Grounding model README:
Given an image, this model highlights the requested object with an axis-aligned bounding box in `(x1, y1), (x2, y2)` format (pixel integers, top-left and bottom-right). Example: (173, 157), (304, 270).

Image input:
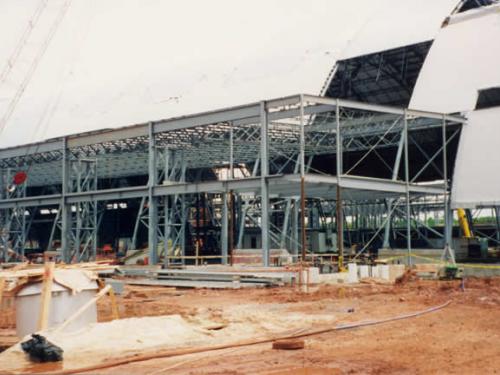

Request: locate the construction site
(0, 0), (499, 374)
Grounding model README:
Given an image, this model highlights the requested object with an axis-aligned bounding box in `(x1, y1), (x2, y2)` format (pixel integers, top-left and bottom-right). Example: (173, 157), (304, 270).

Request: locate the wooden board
(37, 262), (55, 331)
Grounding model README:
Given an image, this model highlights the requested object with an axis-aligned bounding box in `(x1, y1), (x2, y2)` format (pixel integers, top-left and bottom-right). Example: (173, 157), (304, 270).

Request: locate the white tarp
(410, 4), (500, 113)
(451, 107), (500, 208)
(0, 0), (459, 148)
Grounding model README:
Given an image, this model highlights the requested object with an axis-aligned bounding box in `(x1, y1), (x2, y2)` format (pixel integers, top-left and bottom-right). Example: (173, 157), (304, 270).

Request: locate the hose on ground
(13, 300), (453, 375)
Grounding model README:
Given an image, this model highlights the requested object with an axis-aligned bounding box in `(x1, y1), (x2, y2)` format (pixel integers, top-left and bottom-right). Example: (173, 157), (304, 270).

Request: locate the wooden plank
(108, 287), (120, 320)
(37, 262), (55, 331)
(0, 269), (45, 279)
(0, 264), (115, 279)
(96, 278), (119, 319)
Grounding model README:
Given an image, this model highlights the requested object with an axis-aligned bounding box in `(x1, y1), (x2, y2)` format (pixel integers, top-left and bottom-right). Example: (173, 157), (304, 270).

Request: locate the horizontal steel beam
(0, 172), (445, 209)
(0, 194), (61, 209)
(0, 140), (63, 160)
(302, 94), (467, 123)
(284, 174), (444, 195)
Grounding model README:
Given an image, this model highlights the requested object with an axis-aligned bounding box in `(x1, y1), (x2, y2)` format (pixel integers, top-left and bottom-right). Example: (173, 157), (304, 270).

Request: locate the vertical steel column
(292, 200), (298, 256)
(229, 121), (234, 180)
(221, 122), (233, 265)
(148, 122), (158, 264)
(163, 197), (171, 268)
(221, 193), (228, 264)
(260, 101), (270, 267)
(61, 137), (71, 263)
(403, 110), (412, 266)
(336, 100), (344, 269)
(74, 161), (82, 259)
(180, 151), (187, 265)
(442, 115), (455, 264)
(299, 95), (307, 261)
(92, 160), (98, 260)
(163, 148), (171, 268)
(494, 207), (500, 245)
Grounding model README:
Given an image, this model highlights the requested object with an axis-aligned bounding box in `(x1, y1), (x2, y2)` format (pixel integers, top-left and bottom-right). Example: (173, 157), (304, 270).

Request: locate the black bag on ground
(21, 334), (63, 362)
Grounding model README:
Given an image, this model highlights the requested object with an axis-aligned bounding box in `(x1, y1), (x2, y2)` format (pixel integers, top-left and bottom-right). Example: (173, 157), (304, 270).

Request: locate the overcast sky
(0, 0), (458, 148)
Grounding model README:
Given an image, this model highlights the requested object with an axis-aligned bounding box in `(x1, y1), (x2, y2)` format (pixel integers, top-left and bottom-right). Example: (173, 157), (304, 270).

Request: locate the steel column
(336, 100), (344, 269)
(260, 102), (270, 267)
(221, 193), (228, 264)
(442, 115), (455, 263)
(404, 110), (412, 266)
(61, 138), (71, 263)
(148, 123), (159, 264)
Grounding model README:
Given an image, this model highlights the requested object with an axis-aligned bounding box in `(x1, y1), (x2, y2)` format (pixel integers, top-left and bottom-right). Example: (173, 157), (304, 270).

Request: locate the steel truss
(0, 94), (466, 265)
(0, 169), (26, 261)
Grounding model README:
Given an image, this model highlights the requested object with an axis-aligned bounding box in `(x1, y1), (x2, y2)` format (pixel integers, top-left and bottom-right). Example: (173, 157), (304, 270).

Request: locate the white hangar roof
(0, 0), (458, 148)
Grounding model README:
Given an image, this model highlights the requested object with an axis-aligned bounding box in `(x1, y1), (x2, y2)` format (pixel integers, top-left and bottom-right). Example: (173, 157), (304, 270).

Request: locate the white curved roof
(340, 0), (458, 59)
(451, 107), (500, 209)
(410, 4), (500, 113)
(408, 4), (500, 208)
(0, 0), (458, 148)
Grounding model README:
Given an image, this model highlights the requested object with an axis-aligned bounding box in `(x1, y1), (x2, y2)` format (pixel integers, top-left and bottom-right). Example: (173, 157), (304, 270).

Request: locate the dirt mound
(395, 269), (419, 285)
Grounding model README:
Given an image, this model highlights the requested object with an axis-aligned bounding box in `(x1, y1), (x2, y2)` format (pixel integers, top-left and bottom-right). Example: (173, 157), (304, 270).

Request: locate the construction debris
(20, 334), (63, 363)
(272, 339), (305, 350)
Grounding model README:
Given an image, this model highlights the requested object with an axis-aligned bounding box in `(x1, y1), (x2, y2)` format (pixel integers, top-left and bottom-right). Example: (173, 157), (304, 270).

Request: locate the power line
(0, 0), (72, 137)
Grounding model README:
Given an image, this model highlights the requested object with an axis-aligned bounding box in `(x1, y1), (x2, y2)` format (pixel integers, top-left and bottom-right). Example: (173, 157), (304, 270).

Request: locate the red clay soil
(89, 277), (500, 375)
(2, 277), (499, 374)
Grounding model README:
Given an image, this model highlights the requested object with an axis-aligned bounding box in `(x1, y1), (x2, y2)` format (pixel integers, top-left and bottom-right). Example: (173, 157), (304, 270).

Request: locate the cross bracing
(0, 94), (465, 264)
(1, 115), (457, 187)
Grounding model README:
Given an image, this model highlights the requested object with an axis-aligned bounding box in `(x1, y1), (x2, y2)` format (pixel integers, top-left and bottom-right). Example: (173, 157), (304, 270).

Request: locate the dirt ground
(1, 277), (499, 374)
(91, 277), (500, 375)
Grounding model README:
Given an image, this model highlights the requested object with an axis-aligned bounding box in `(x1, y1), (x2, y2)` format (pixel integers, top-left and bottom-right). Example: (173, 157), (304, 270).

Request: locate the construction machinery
(457, 208), (488, 259)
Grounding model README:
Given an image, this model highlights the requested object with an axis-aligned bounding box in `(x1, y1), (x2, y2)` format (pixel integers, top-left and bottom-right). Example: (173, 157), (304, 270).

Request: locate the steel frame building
(0, 94), (465, 265)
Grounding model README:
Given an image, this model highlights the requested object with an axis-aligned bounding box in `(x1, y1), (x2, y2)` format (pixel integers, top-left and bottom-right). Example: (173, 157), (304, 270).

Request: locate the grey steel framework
(0, 94), (465, 265)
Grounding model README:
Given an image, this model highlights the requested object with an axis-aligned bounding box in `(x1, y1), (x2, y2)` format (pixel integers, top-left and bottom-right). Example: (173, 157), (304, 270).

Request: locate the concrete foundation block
(318, 272), (349, 285)
(307, 267), (320, 284)
(359, 265), (369, 279)
(348, 263), (358, 283)
(380, 265), (390, 280)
